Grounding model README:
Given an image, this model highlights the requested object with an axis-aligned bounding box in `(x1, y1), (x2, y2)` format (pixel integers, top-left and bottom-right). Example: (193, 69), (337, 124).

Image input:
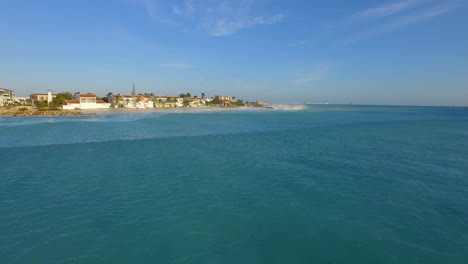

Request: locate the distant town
(0, 85), (267, 116)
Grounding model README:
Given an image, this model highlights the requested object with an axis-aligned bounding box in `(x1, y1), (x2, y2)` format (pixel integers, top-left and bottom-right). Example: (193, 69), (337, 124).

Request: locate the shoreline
(0, 106), (272, 117)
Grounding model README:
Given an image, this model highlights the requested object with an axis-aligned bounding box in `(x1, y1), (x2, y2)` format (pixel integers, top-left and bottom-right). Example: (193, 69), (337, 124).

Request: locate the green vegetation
(179, 93), (192, 98)
(235, 99), (244, 106)
(52, 92), (73, 106)
(210, 97), (221, 105)
(36, 101), (49, 110)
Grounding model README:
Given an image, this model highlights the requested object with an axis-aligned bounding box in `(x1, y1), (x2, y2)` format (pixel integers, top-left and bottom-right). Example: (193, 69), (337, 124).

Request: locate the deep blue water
(1, 105), (468, 263)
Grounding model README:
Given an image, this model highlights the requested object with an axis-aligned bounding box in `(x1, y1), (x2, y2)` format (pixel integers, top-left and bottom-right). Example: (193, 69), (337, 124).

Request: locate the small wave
(0, 112), (167, 127)
(270, 104), (309, 111)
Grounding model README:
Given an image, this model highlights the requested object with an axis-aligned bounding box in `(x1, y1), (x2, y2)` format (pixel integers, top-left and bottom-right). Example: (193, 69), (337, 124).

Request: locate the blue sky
(0, 0), (467, 105)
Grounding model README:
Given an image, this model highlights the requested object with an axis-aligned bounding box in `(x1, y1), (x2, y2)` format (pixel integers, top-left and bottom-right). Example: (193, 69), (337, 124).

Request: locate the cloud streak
(133, 0), (285, 36)
(292, 67), (330, 84)
(321, 0), (462, 45)
(344, 2), (460, 44)
(288, 39), (312, 48)
(208, 14), (285, 36)
(356, 0), (422, 19)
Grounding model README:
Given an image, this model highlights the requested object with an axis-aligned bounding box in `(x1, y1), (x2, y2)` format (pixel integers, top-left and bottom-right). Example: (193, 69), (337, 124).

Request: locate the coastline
(0, 105), (272, 117)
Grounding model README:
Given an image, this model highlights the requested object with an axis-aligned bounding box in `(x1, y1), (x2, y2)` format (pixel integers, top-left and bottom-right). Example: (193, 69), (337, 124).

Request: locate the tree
(156, 99), (163, 107)
(135, 97), (142, 108)
(115, 95), (122, 108)
(201, 92), (205, 99)
(235, 99), (244, 106)
(52, 92), (73, 106)
(36, 101), (48, 109)
(186, 93), (191, 98)
(179, 93), (186, 98)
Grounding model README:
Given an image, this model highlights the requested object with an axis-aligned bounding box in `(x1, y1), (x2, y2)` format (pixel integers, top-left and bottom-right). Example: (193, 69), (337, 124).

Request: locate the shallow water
(1, 105), (468, 263)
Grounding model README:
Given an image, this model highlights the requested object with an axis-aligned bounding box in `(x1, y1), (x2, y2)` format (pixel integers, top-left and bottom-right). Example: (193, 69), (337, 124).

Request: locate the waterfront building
(62, 93), (110, 109)
(108, 95), (154, 108)
(109, 95), (184, 108)
(13, 96), (30, 105)
(188, 98), (206, 107)
(214, 95), (232, 107)
(0, 88), (14, 107)
(30, 90), (57, 106)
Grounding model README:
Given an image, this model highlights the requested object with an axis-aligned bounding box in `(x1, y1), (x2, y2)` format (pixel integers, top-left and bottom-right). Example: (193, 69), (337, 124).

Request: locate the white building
(13, 97), (30, 105)
(153, 96), (184, 108)
(0, 88), (14, 107)
(63, 93), (110, 110)
(109, 95), (155, 108)
(109, 95), (186, 108)
(188, 98), (206, 107)
(30, 90), (57, 106)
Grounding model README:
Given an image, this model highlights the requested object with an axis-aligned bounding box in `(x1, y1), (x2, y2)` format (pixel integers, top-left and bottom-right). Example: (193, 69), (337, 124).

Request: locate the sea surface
(1, 105), (468, 263)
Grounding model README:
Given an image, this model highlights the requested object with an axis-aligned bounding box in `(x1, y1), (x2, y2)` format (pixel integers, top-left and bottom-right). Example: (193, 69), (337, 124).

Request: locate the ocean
(1, 105), (467, 263)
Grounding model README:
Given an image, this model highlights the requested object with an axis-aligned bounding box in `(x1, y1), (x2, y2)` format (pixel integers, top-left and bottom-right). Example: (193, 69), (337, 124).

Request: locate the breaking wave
(270, 104), (309, 111)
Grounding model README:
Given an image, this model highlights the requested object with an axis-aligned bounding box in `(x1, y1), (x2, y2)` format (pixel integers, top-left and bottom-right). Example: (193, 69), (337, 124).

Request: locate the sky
(0, 0), (467, 106)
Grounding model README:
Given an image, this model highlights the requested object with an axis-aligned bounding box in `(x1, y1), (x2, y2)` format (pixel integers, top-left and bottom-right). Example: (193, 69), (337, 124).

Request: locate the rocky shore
(0, 106), (95, 117)
(1, 105), (272, 117)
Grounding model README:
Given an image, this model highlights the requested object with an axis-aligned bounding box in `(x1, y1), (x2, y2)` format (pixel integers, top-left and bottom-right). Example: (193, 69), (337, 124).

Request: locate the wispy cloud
(133, 0), (285, 36)
(153, 62), (191, 69)
(325, 0), (462, 45)
(134, 0), (178, 25)
(344, 2), (460, 44)
(172, 0), (194, 16)
(292, 67), (330, 84)
(208, 14), (285, 36)
(324, 0), (424, 30)
(356, 0), (422, 19)
(288, 39), (312, 48)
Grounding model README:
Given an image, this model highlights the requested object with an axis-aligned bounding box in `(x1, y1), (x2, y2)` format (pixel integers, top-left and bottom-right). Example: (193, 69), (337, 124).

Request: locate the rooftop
(76, 93), (96, 98)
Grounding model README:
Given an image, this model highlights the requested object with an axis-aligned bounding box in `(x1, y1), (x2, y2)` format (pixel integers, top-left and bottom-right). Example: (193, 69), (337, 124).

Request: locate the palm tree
(201, 92), (205, 99)
(157, 99), (164, 108)
(135, 97), (142, 108)
(112, 95), (120, 108)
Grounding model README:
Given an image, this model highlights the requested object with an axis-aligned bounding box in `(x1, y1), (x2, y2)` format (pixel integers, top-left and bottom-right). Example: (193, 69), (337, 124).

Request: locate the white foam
(270, 104), (309, 111)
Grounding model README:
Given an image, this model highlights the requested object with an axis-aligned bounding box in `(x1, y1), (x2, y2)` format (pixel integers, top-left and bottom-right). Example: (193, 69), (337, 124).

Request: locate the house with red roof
(63, 93), (110, 110)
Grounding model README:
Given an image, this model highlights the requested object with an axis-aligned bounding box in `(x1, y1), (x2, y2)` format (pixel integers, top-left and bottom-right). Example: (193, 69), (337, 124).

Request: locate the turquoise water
(1, 105), (468, 263)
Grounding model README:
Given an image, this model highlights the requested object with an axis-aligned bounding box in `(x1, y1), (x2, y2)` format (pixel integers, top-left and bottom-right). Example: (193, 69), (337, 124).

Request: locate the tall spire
(131, 83), (136, 95)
